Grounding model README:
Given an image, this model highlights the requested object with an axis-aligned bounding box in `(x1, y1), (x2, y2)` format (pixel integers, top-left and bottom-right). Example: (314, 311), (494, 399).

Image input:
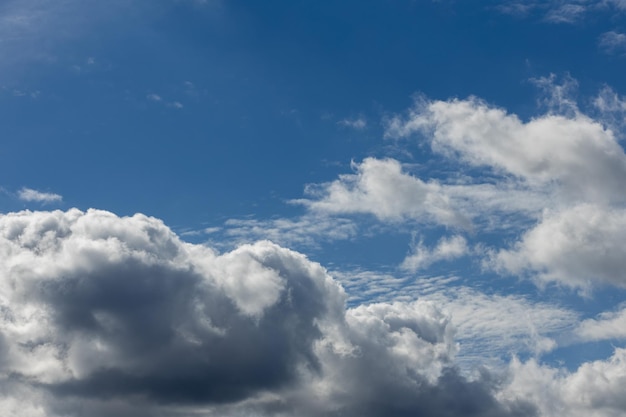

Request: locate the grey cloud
(0, 208), (534, 416)
(0, 209), (341, 408)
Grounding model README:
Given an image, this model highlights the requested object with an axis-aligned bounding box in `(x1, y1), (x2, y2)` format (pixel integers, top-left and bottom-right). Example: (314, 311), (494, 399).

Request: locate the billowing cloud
(0, 209), (343, 406)
(0, 208), (533, 416)
(17, 187), (62, 203)
(493, 204), (626, 290)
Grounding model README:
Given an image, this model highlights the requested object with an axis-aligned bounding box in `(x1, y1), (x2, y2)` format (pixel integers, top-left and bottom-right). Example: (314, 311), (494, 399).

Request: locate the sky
(2, 0), (626, 416)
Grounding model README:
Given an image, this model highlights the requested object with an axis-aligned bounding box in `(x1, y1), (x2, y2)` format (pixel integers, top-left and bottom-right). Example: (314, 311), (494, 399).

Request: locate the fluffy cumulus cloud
(493, 204), (626, 290)
(574, 305), (626, 342)
(500, 349), (626, 417)
(295, 157), (471, 228)
(0, 208), (535, 416)
(385, 96), (626, 204)
(377, 90), (626, 293)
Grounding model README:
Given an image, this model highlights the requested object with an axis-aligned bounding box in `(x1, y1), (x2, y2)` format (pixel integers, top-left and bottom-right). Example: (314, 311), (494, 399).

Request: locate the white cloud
(575, 306), (626, 342)
(295, 157), (471, 228)
(495, 1), (626, 23)
(594, 86), (626, 132)
(401, 235), (469, 272)
(544, 4), (586, 23)
(299, 158), (549, 233)
(494, 204), (626, 291)
(530, 73), (579, 116)
(599, 31), (626, 55)
(385, 95), (626, 205)
(17, 187), (62, 203)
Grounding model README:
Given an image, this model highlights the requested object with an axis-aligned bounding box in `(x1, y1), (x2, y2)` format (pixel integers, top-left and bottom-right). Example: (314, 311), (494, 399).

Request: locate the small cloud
(18, 187), (62, 203)
(544, 4), (586, 23)
(147, 93), (184, 109)
(496, 3), (535, 17)
(530, 72), (579, 115)
(401, 235), (469, 272)
(180, 226), (221, 237)
(599, 31), (626, 55)
(338, 116), (367, 130)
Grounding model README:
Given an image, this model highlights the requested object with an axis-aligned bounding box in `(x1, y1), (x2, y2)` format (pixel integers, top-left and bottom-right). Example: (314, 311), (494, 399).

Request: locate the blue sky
(2, 1), (626, 416)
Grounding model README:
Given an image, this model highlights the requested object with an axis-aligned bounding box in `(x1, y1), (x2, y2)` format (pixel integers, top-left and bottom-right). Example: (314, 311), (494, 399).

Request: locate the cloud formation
(599, 31), (626, 55)
(501, 349), (626, 417)
(496, 1), (626, 23)
(0, 208), (534, 416)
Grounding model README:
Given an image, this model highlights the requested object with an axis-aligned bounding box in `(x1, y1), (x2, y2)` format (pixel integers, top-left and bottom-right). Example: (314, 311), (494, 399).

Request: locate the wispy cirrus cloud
(496, 0), (626, 23)
(599, 30), (626, 55)
(332, 269), (578, 366)
(219, 214), (358, 249)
